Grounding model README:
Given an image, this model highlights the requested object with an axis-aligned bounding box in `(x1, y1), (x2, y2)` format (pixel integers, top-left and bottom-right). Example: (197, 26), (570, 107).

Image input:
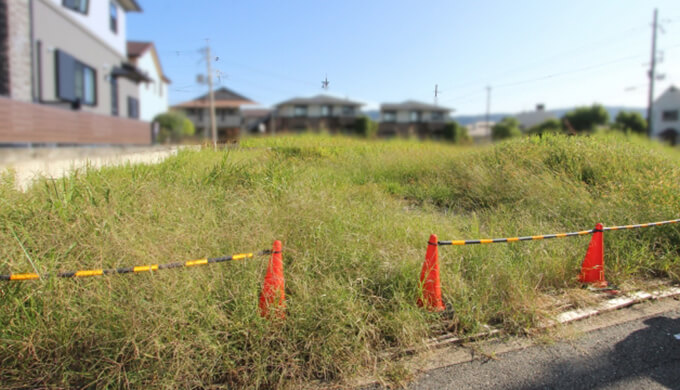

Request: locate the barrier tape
(0, 250), (271, 282)
(603, 218), (680, 231)
(438, 218), (680, 246)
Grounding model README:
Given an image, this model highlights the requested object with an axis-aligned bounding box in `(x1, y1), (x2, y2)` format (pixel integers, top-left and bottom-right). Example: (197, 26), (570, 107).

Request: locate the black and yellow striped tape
(602, 218), (680, 231)
(438, 218), (680, 246)
(0, 250), (270, 282)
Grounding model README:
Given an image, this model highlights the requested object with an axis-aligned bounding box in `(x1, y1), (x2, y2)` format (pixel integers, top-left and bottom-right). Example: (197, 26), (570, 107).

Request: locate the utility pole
(434, 84), (439, 105)
(205, 40), (217, 150)
(485, 86), (492, 130)
(646, 8), (658, 137)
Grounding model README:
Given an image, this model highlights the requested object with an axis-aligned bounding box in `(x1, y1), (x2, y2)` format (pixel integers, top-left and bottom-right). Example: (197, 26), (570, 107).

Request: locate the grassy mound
(1, 133), (678, 387)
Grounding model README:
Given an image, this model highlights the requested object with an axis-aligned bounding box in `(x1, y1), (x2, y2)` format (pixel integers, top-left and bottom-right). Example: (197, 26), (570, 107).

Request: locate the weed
(0, 133), (678, 387)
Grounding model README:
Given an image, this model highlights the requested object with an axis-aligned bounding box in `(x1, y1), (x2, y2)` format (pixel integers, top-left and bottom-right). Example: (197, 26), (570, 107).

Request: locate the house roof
(118, 0), (142, 12)
(658, 85), (679, 98)
(127, 41), (171, 84)
(127, 41), (152, 57)
(380, 100), (452, 112)
(111, 62), (152, 83)
(276, 94), (363, 107)
(172, 87), (256, 109)
(242, 109), (273, 118)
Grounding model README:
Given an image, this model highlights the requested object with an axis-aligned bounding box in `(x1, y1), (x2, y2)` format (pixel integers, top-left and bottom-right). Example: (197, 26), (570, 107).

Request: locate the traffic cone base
(579, 223), (608, 288)
(259, 240), (286, 319)
(418, 234), (445, 312)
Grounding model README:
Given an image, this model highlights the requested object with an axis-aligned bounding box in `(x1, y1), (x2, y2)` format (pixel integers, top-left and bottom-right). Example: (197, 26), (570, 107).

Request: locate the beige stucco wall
(44, 0), (128, 57)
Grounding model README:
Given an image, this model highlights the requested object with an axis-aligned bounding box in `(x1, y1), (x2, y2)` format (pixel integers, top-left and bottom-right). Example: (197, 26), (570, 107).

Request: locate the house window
(294, 105), (307, 117)
(197, 109), (204, 122)
(410, 111), (421, 122)
(110, 2), (118, 33)
(431, 111), (444, 121)
(342, 105), (354, 116)
(662, 110), (679, 122)
(56, 50), (96, 106)
(383, 111), (396, 122)
(62, 0), (88, 14)
(110, 77), (118, 116)
(127, 97), (139, 119)
(321, 105), (332, 116)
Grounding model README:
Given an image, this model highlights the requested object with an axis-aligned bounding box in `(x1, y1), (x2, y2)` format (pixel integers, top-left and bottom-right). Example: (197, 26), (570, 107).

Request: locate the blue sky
(127, 0), (680, 115)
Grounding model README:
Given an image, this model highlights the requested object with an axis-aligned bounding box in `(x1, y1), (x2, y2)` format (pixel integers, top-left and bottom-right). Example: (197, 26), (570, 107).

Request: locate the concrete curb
(421, 286), (680, 351)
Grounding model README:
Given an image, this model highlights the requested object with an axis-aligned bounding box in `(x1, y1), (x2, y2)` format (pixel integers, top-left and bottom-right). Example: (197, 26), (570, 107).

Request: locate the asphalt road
(406, 303), (680, 389)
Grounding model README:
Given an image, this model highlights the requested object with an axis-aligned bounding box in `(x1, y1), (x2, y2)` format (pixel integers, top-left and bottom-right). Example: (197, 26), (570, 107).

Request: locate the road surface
(405, 298), (680, 389)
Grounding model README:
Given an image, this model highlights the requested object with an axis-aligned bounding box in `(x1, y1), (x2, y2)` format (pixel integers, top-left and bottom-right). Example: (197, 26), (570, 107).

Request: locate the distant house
(378, 100), (452, 138)
(514, 104), (557, 131)
(242, 108), (273, 134)
(466, 121), (494, 141)
(273, 94), (363, 133)
(127, 41), (171, 121)
(651, 86), (680, 146)
(172, 87), (256, 141)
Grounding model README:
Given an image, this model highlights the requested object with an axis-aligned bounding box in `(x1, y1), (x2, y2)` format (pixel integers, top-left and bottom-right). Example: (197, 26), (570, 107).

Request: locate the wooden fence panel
(0, 97), (151, 145)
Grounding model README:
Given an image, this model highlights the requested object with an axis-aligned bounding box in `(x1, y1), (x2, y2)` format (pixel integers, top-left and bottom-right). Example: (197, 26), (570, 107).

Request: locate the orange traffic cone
(417, 234), (445, 312)
(579, 223), (608, 287)
(259, 240), (286, 319)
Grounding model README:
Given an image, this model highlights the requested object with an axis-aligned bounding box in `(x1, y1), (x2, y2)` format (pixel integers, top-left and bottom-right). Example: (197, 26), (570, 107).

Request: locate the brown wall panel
(0, 96), (151, 144)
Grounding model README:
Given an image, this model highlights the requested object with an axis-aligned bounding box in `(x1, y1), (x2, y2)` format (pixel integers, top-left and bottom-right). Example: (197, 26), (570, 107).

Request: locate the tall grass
(0, 133), (678, 388)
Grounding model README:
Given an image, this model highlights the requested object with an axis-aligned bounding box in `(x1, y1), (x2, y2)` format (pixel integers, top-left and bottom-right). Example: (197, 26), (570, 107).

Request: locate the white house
(651, 86), (679, 146)
(466, 121), (494, 140)
(127, 41), (170, 121)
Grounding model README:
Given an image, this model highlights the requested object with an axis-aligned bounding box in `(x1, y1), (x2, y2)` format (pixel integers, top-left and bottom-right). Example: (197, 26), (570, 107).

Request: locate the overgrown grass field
(1, 134), (679, 388)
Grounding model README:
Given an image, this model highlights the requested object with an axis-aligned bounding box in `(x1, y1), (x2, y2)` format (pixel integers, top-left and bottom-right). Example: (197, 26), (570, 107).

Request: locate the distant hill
(454, 106), (646, 126)
(361, 107), (646, 125)
(363, 110), (380, 121)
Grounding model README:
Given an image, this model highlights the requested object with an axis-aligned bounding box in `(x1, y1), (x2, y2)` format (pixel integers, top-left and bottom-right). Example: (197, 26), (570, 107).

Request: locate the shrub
(527, 118), (563, 136)
(562, 104), (609, 133)
(442, 121), (471, 144)
(153, 111), (196, 143)
(354, 116), (379, 138)
(614, 111), (647, 135)
(492, 117), (522, 140)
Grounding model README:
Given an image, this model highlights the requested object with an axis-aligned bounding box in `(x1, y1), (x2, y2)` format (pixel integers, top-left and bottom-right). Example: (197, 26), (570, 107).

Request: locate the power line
(442, 23), (650, 93)
(205, 59), (318, 88)
(437, 45), (680, 105)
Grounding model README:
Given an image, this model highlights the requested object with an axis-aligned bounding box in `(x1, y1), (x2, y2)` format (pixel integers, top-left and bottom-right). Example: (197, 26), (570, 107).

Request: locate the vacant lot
(1, 134), (679, 388)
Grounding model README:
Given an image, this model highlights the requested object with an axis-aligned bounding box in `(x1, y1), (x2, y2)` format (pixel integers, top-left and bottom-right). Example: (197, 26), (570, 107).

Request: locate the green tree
(613, 111), (647, 135)
(527, 118), (563, 136)
(153, 111), (196, 143)
(441, 121), (471, 144)
(561, 104), (609, 133)
(353, 116), (378, 138)
(492, 117), (522, 141)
